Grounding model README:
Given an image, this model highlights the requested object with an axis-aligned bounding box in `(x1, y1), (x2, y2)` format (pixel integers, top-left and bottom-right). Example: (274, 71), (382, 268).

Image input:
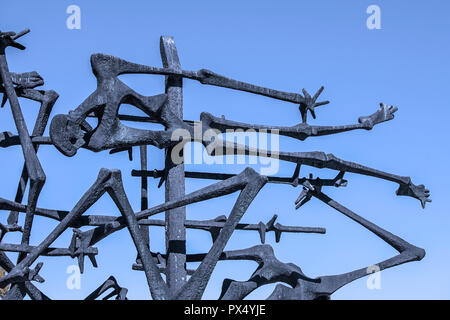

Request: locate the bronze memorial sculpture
(0, 29), (430, 300)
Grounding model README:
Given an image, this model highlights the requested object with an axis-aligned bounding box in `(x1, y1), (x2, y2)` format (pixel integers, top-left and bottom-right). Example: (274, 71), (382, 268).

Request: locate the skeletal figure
(218, 183), (425, 300)
(200, 102), (398, 141)
(49, 52), (430, 208)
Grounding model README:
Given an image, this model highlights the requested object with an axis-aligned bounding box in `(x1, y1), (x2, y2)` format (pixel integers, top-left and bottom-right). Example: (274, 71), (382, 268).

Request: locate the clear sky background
(0, 0), (449, 299)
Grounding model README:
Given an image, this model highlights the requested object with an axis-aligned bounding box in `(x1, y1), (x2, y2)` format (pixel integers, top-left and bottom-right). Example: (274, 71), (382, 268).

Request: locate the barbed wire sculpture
(0, 29), (431, 300)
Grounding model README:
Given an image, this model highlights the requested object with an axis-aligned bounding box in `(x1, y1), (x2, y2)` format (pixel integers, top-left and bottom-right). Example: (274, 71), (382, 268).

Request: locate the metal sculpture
(0, 29), (430, 300)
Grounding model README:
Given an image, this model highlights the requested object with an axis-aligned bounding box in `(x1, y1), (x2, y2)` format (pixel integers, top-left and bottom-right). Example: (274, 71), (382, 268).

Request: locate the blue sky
(0, 0), (449, 299)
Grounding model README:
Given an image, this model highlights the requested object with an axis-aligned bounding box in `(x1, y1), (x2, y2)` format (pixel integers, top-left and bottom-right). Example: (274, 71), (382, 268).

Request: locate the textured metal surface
(0, 29), (431, 300)
(160, 36), (187, 293)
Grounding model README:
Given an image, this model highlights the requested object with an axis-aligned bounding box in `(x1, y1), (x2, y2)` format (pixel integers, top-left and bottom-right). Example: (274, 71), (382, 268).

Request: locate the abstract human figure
(49, 52), (429, 208)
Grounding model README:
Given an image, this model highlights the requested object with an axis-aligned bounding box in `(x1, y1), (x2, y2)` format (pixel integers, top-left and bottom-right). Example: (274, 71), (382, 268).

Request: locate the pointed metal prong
(274, 229), (282, 243)
(157, 170), (167, 188)
(11, 29), (30, 40)
(295, 194), (312, 210)
(78, 254), (85, 274)
(1, 93), (7, 108)
(266, 214), (277, 230)
(69, 229), (79, 257)
(295, 181), (315, 210)
(109, 147), (133, 162)
(302, 88), (311, 99)
(292, 163), (301, 180)
(88, 254), (98, 268)
(257, 221), (266, 244)
(312, 86), (324, 101)
(314, 100), (329, 107)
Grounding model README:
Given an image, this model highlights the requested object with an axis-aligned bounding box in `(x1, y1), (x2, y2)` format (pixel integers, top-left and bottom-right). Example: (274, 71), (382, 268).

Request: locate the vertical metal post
(160, 36), (187, 294)
(139, 145), (149, 245)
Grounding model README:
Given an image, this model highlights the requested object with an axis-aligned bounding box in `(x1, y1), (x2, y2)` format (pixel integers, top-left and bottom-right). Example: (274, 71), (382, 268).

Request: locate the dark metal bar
(160, 36), (187, 292)
(139, 145), (150, 248)
(138, 215), (326, 244)
(132, 169), (347, 188)
(0, 44), (46, 267)
(0, 243), (97, 257)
